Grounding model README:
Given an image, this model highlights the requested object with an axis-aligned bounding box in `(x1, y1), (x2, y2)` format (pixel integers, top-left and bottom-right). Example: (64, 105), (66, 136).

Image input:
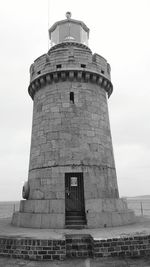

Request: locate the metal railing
(127, 199), (150, 216)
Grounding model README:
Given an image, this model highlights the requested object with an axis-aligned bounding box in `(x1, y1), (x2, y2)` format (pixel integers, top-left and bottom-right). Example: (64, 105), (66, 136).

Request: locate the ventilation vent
(81, 64), (86, 68)
(56, 64), (62, 69)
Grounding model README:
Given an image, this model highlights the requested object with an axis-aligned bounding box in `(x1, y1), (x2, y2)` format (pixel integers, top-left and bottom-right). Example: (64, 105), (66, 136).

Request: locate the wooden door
(65, 173), (85, 212)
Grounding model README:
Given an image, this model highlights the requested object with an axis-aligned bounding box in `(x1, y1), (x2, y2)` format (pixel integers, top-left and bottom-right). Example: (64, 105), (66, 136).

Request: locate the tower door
(65, 173), (85, 212)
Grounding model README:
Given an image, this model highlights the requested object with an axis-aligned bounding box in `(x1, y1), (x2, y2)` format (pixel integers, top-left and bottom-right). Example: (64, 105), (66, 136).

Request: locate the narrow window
(56, 64), (62, 69)
(81, 64), (86, 68)
(37, 71), (41, 75)
(70, 92), (74, 103)
(101, 70), (105, 74)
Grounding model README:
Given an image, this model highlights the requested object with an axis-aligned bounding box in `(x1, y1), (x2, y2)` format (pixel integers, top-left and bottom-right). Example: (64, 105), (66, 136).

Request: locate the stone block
(23, 213), (42, 228)
(86, 211), (111, 228)
(84, 187), (99, 200)
(85, 199), (103, 213)
(45, 191), (56, 199)
(32, 189), (44, 199)
(62, 103), (70, 108)
(86, 209), (135, 228)
(34, 200), (50, 213)
(41, 213), (65, 228)
(111, 211), (135, 226)
(50, 199), (65, 213)
(85, 198), (130, 214)
(20, 200), (35, 213)
(56, 191), (65, 199)
(12, 212), (42, 228)
(29, 177), (40, 187)
(102, 199), (117, 212)
(12, 211), (65, 228)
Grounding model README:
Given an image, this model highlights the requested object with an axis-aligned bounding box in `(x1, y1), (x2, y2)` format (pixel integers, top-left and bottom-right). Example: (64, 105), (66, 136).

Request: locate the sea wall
(0, 234), (150, 260)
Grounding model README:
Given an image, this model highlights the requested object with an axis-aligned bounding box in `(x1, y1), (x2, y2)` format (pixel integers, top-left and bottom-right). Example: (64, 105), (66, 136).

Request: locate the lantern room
(49, 12), (89, 46)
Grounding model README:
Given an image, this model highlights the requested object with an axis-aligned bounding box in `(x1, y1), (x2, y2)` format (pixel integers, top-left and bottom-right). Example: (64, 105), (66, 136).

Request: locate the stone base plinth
(11, 199), (65, 228)
(11, 198), (135, 229)
(85, 198), (135, 228)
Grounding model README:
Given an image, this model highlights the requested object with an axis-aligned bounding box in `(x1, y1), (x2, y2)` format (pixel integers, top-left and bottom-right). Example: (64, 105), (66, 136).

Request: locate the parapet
(28, 42), (113, 99)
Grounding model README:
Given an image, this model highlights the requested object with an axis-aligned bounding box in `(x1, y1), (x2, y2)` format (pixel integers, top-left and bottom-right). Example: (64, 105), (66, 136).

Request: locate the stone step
(66, 218), (86, 223)
(66, 224), (87, 229)
(66, 220), (86, 225)
(66, 215), (85, 221)
(66, 211), (87, 227)
(66, 211), (85, 216)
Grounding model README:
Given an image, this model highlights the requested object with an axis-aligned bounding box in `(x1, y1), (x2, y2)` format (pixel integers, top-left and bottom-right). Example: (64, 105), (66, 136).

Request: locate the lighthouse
(12, 13), (135, 228)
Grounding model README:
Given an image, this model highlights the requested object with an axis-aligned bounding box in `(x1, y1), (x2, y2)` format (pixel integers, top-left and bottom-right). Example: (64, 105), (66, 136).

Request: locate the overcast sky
(0, 0), (150, 200)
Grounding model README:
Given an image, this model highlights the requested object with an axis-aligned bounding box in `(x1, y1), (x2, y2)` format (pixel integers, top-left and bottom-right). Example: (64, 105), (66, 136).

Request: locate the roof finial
(66, 11), (72, 19)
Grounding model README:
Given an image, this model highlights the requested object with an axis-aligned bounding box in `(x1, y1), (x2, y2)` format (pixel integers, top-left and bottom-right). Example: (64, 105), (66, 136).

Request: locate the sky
(0, 0), (150, 200)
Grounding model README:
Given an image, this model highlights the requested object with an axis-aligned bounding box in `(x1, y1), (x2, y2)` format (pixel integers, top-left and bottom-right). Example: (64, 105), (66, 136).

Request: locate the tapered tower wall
(12, 19), (135, 229)
(28, 80), (118, 196)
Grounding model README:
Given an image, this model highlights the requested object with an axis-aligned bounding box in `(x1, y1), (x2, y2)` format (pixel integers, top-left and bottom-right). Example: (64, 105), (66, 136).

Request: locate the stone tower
(12, 13), (135, 228)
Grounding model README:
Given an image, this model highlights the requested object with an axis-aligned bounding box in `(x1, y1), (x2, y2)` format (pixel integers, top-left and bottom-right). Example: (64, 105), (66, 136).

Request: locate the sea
(0, 198), (150, 218)
(0, 201), (19, 219)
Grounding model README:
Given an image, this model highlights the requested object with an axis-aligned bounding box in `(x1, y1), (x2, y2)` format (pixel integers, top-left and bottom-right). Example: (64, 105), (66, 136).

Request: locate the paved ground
(1, 257), (150, 267)
(1, 216), (150, 240)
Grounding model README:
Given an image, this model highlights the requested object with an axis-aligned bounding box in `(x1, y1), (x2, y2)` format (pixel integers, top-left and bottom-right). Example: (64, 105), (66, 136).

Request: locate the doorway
(65, 172), (85, 214)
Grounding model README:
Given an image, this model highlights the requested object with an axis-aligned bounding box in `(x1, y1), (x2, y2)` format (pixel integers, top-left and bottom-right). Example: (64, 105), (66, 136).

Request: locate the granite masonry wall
(1, 234), (150, 261)
(28, 80), (118, 198)
(12, 42), (135, 228)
